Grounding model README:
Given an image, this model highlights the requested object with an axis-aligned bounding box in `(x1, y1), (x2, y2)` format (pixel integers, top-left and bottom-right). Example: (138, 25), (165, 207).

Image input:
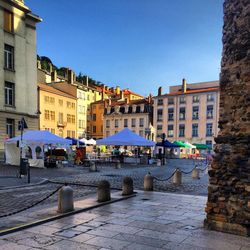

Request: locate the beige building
(153, 79), (220, 148)
(0, 0), (41, 150)
(103, 97), (155, 140)
(38, 83), (77, 138)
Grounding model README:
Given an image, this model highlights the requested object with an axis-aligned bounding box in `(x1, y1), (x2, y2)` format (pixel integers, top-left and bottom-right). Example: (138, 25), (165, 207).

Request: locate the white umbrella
(87, 138), (96, 145)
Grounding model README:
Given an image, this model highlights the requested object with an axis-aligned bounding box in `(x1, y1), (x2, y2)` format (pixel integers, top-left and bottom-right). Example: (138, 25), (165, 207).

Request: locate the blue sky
(27, 0), (224, 96)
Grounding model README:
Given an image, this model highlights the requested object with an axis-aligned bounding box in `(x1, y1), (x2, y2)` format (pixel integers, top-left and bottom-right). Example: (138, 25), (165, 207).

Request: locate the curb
(0, 178), (49, 190)
(0, 193), (136, 237)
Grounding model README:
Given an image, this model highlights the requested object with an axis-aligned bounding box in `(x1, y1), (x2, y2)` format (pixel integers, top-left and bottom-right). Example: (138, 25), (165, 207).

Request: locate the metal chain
(153, 169), (178, 182)
(0, 185), (63, 218)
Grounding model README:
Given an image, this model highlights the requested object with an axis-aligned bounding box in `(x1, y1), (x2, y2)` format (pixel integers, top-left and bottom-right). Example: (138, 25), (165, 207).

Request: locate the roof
(109, 98), (151, 107)
(123, 89), (144, 98)
(96, 128), (155, 146)
(38, 83), (76, 99)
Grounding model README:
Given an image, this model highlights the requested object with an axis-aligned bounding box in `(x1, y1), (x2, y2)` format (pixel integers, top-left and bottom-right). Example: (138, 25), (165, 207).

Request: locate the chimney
(37, 60), (41, 69)
(67, 69), (75, 84)
(51, 70), (57, 82)
(86, 76), (89, 87)
(120, 90), (124, 100)
(48, 63), (53, 73)
(182, 78), (187, 93)
(158, 87), (162, 96)
(116, 86), (120, 95)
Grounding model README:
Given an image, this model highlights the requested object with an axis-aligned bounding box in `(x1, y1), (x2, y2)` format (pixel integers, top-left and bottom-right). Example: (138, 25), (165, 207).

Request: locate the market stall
(96, 128), (155, 164)
(5, 130), (71, 168)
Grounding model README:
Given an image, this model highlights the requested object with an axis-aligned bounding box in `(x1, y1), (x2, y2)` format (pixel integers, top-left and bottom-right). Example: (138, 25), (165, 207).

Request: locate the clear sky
(26, 0), (224, 96)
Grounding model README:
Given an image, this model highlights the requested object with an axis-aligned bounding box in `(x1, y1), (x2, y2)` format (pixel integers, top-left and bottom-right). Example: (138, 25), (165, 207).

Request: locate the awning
(173, 141), (192, 148)
(156, 140), (180, 148)
(65, 137), (85, 146)
(193, 143), (210, 150)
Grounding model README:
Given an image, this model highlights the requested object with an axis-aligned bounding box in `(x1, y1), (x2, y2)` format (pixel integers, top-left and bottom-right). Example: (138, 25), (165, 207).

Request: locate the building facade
(103, 97), (155, 141)
(38, 83), (77, 138)
(153, 79), (220, 148)
(0, 0), (41, 150)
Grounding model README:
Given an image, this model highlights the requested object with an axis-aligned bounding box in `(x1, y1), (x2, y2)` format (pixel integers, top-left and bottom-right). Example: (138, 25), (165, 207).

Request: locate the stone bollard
(115, 160), (121, 169)
(144, 172), (153, 191)
(57, 185), (74, 213)
(157, 159), (161, 166)
(192, 166), (200, 179)
(97, 180), (111, 202)
(122, 176), (134, 195)
(89, 161), (97, 172)
(173, 169), (182, 185)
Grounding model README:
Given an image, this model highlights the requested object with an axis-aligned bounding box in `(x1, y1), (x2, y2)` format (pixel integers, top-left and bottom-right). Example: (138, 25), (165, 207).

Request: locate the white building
(0, 0), (41, 150)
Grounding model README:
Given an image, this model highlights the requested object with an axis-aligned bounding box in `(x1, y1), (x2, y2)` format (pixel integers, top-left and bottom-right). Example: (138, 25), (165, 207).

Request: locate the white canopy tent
(79, 138), (96, 145)
(5, 130), (71, 167)
(96, 128), (155, 146)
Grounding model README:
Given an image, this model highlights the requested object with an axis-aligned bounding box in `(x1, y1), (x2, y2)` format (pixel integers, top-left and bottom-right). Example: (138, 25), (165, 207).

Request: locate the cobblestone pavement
(0, 159), (208, 221)
(0, 191), (249, 250)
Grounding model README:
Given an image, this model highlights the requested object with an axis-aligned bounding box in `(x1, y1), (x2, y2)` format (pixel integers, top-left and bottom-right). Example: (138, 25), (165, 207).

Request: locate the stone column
(204, 0), (250, 236)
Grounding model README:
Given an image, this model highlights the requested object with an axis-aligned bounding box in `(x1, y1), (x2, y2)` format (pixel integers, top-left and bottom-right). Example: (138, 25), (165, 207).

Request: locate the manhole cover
(141, 198), (150, 201)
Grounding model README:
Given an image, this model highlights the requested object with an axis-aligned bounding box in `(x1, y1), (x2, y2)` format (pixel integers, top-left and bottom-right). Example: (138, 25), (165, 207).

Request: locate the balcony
(57, 121), (67, 127)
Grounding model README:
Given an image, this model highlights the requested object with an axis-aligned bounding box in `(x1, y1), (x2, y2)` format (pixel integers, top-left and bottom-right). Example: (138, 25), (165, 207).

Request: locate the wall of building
(0, 0), (40, 150)
(39, 89), (77, 138)
(154, 82), (220, 147)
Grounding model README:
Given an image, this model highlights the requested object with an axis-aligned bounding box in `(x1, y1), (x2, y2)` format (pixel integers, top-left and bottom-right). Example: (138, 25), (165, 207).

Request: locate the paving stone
(24, 225), (60, 236)
(82, 220), (106, 228)
(100, 223), (142, 234)
(85, 236), (131, 249)
(69, 233), (96, 243)
(114, 232), (169, 248)
(87, 228), (120, 237)
(71, 225), (93, 233)
(0, 241), (31, 250)
(123, 242), (163, 250)
(45, 239), (99, 250)
(53, 229), (83, 238)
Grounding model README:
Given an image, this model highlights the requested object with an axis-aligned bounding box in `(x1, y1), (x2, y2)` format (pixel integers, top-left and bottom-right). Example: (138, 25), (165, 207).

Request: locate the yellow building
(38, 83), (77, 138)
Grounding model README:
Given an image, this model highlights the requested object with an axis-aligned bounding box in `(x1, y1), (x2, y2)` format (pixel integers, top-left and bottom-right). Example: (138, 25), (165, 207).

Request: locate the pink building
(153, 79), (220, 149)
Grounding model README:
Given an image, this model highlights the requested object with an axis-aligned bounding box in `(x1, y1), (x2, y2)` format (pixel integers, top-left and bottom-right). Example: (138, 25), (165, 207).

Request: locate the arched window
(25, 146), (32, 159)
(35, 146), (42, 159)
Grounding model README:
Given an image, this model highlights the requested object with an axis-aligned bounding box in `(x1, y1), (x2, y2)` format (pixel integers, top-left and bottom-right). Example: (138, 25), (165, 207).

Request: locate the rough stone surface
(204, 0), (250, 236)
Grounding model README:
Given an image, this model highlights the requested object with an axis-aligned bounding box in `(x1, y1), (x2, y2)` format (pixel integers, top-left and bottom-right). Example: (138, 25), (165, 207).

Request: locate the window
(115, 119), (119, 128)
(93, 126), (96, 133)
(93, 114), (96, 121)
(139, 130), (144, 137)
(158, 99), (163, 105)
(106, 131), (110, 137)
(206, 123), (213, 136)
(59, 113), (63, 124)
(192, 124), (198, 137)
(50, 111), (55, 121)
(106, 120), (110, 128)
(207, 105), (213, 119)
(4, 10), (14, 33)
(139, 118), (144, 127)
(167, 125), (174, 137)
(67, 101), (71, 108)
(157, 124), (162, 130)
(4, 44), (14, 70)
(168, 97), (174, 105)
(72, 131), (75, 138)
(79, 120), (84, 129)
(132, 118), (136, 127)
(51, 129), (55, 134)
(207, 94), (214, 102)
(6, 118), (14, 138)
(58, 99), (63, 106)
(49, 97), (55, 104)
(179, 96), (186, 104)
(44, 96), (49, 103)
(157, 109), (163, 121)
(124, 119), (128, 127)
(72, 115), (75, 124)
(44, 110), (50, 120)
(179, 107), (185, 120)
(206, 140), (213, 149)
(67, 130), (71, 137)
(4, 82), (14, 106)
(193, 95), (200, 103)
(192, 106), (199, 120)
(179, 124), (185, 137)
(168, 108), (174, 121)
